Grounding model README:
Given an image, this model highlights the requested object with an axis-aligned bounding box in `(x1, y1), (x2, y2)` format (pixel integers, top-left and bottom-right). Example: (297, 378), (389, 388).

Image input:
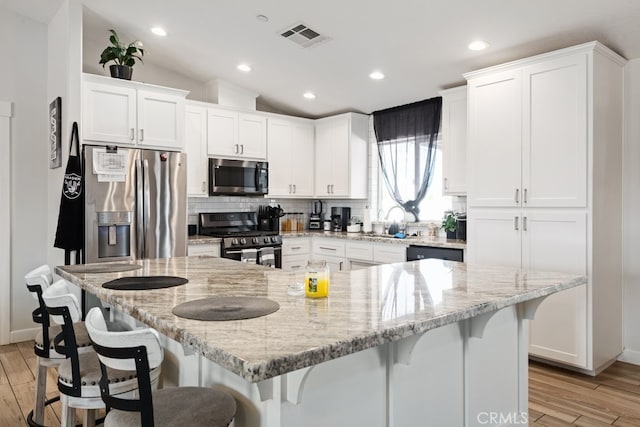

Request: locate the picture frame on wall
(49, 96), (62, 169)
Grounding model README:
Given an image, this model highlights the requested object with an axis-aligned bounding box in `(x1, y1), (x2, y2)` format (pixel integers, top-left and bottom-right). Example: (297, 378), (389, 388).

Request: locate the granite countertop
(187, 235), (222, 245)
(57, 256), (583, 383)
(281, 231), (467, 250)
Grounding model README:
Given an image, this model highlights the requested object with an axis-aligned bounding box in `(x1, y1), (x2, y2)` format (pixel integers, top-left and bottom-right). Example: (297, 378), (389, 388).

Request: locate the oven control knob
(264, 237), (270, 243)
(231, 238), (239, 246)
(270, 236), (278, 243)
(252, 237), (259, 244)
(240, 238), (247, 245)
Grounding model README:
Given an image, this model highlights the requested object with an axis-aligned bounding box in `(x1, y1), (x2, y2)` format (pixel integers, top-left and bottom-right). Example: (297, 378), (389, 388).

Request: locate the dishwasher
(406, 245), (464, 262)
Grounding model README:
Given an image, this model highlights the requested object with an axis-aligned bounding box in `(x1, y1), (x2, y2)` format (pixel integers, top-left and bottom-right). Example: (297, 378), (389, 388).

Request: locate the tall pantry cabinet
(465, 42), (625, 373)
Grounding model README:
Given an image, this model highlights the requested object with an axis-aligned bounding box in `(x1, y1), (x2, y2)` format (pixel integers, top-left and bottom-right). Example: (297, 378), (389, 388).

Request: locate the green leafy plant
(99, 29), (145, 67)
(441, 211), (457, 232)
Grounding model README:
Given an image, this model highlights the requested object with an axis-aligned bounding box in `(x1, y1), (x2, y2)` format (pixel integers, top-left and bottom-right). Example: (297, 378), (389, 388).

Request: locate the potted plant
(441, 211), (457, 240)
(99, 29), (145, 80)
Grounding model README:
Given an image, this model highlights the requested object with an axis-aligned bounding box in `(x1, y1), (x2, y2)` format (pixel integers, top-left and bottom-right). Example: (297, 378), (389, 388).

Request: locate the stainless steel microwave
(208, 158), (268, 196)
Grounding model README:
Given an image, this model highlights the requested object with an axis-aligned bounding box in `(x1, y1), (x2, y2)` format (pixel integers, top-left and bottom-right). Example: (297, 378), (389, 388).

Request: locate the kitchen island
(57, 256), (584, 427)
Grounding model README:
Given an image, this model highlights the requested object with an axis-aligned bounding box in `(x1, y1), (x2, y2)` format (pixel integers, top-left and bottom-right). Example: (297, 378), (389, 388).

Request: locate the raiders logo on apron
(54, 122), (84, 251)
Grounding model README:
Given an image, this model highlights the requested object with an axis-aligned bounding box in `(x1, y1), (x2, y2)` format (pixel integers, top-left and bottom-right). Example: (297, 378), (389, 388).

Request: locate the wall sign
(49, 97), (62, 169)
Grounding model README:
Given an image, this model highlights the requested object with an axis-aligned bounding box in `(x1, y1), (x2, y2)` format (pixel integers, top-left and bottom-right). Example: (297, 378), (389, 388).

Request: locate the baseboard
(10, 327), (39, 344)
(618, 349), (640, 366)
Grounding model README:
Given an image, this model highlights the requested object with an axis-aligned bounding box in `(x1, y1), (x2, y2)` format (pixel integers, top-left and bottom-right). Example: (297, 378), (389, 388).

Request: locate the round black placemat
(172, 297), (280, 321)
(102, 276), (188, 290)
(64, 263), (143, 274)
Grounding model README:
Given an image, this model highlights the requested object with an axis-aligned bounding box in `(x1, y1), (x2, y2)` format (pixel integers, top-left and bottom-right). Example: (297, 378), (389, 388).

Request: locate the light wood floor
(2, 341), (640, 426)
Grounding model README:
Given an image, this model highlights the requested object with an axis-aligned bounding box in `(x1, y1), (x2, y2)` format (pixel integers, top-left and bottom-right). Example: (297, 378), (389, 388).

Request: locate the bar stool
(24, 265), (93, 427)
(85, 307), (237, 427)
(43, 280), (151, 427)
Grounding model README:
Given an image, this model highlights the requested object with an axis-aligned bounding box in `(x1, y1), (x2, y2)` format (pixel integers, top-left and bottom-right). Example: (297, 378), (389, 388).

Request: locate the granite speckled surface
(187, 235), (222, 245)
(57, 257), (583, 383)
(281, 231), (467, 249)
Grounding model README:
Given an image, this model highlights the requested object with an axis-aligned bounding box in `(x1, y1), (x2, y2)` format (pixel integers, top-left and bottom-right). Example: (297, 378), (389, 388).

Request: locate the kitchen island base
(151, 302), (535, 427)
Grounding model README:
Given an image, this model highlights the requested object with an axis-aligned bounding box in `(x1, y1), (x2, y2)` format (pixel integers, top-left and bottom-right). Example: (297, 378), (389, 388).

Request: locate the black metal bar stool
(24, 265), (93, 427)
(85, 307), (237, 427)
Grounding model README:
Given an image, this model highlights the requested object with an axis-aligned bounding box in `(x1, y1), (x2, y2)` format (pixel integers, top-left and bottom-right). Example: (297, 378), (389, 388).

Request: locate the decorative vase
(109, 64), (133, 80)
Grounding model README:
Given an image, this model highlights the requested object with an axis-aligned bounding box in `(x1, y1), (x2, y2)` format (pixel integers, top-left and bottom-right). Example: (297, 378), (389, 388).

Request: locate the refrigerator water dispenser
(97, 211), (132, 259)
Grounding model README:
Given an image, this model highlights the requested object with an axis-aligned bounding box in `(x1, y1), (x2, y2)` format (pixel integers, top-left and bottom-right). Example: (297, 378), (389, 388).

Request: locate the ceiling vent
(279, 22), (330, 48)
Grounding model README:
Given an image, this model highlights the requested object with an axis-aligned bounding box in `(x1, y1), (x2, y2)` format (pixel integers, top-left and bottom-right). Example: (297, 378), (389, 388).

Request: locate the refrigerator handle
(135, 159), (145, 259)
(142, 159), (151, 259)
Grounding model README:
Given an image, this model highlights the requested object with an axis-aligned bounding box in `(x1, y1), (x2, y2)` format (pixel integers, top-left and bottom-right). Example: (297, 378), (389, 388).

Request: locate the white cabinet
(185, 103), (208, 197)
(312, 238), (346, 271)
(82, 73), (187, 150)
(467, 52), (587, 208)
(187, 244), (220, 257)
(465, 42), (625, 373)
(207, 106), (266, 160)
(314, 113), (368, 198)
(439, 86), (467, 195)
(282, 237), (311, 272)
(267, 118), (315, 197)
(345, 240), (407, 270)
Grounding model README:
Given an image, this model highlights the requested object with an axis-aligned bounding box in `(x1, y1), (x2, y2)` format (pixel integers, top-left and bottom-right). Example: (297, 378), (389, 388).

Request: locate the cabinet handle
(524, 188), (528, 204)
(202, 181), (206, 192)
(293, 184), (296, 194)
(330, 184), (334, 194)
(327, 184), (330, 194)
(523, 216), (528, 231)
(514, 216), (519, 231)
(289, 184), (292, 194)
(515, 188), (520, 204)
(139, 129), (144, 141)
(291, 246), (302, 250)
(240, 144), (244, 154)
(319, 246), (337, 251)
(339, 261), (343, 271)
(130, 128), (135, 141)
(444, 177), (448, 190)
(234, 144), (239, 154)
(291, 265), (301, 270)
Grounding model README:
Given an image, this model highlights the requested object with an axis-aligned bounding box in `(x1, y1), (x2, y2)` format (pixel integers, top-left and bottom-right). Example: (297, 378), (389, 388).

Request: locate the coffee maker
(309, 200), (323, 230)
(331, 207), (351, 232)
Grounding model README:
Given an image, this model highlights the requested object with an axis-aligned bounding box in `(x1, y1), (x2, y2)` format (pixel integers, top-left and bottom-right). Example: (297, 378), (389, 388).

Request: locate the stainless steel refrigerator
(83, 145), (187, 263)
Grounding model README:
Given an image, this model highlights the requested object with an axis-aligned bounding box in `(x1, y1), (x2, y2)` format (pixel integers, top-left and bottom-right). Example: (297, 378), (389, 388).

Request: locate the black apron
(54, 122), (83, 257)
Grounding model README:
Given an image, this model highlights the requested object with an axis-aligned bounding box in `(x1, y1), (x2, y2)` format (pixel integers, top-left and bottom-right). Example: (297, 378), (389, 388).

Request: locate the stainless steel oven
(208, 158), (268, 196)
(199, 212), (282, 268)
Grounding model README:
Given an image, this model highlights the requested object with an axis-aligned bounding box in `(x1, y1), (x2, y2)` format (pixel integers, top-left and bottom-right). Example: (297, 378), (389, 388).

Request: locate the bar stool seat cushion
(58, 352), (145, 397)
(104, 387), (237, 427)
(35, 322), (92, 355)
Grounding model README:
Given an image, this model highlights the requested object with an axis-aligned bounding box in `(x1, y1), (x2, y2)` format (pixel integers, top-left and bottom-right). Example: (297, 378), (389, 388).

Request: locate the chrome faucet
(385, 205), (405, 221)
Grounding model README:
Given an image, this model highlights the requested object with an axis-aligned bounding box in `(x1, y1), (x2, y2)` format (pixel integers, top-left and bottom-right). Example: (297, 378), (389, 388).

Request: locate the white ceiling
(6, 0), (640, 118)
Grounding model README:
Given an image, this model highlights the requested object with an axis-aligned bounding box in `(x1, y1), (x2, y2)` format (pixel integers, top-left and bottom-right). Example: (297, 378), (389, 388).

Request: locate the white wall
(0, 7), (49, 338)
(621, 58), (640, 363)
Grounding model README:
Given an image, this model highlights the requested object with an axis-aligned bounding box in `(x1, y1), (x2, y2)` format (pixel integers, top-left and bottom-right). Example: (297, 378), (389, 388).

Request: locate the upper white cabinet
(207, 106), (267, 160)
(82, 73), (187, 150)
(466, 52), (588, 208)
(465, 41), (625, 373)
(267, 117), (315, 197)
(314, 113), (369, 199)
(184, 102), (208, 197)
(439, 86), (467, 195)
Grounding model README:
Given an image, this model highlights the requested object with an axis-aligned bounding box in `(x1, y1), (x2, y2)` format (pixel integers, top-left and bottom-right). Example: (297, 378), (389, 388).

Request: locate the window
(378, 142), (451, 222)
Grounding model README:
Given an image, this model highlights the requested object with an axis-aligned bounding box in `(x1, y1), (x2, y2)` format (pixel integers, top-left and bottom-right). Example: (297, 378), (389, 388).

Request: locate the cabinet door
(523, 211), (588, 367)
(267, 119), (293, 197)
(522, 53), (588, 207)
(281, 254), (309, 272)
(185, 105), (208, 197)
(207, 108), (238, 157)
(467, 70), (522, 207)
(137, 90), (184, 150)
(238, 113), (267, 159)
(466, 209), (521, 267)
(315, 123), (334, 196)
(290, 123), (315, 197)
(441, 86), (467, 195)
(328, 118), (350, 197)
(83, 81), (136, 145)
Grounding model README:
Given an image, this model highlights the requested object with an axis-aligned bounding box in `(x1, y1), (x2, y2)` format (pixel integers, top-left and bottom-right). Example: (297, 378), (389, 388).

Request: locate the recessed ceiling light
(303, 92), (316, 99)
(468, 40), (489, 51)
(237, 64), (252, 72)
(256, 14), (269, 23)
(369, 71), (385, 80)
(151, 27), (167, 37)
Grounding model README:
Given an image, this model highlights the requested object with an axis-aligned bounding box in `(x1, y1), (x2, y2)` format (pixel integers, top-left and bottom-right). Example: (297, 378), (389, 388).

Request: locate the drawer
(188, 244), (220, 257)
(313, 238), (345, 258)
(345, 242), (373, 261)
(281, 254), (309, 272)
(373, 245), (406, 264)
(282, 238), (311, 255)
